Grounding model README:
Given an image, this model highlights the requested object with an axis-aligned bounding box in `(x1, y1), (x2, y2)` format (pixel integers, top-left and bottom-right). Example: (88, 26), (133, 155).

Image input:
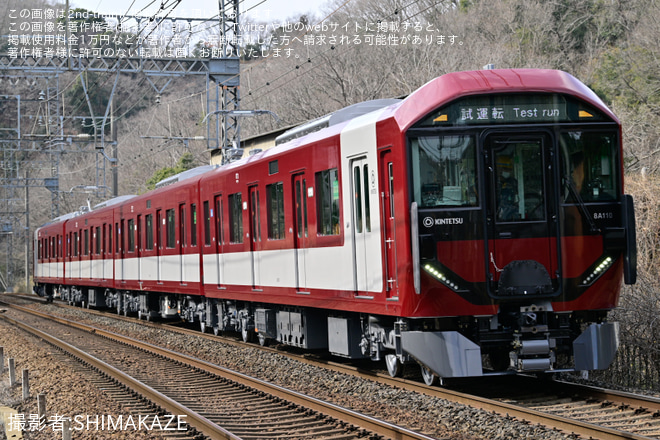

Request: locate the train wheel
(138, 310), (143, 320)
(241, 318), (254, 343)
(420, 365), (438, 386)
(213, 326), (220, 336)
(385, 354), (402, 378)
(258, 333), (268, 346)
(200, 321), (207, 334)
(241, 327), (253, 343)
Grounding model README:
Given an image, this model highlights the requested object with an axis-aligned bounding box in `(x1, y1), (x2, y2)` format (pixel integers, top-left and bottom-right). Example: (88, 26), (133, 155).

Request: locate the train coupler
(510, 336), (556, 372)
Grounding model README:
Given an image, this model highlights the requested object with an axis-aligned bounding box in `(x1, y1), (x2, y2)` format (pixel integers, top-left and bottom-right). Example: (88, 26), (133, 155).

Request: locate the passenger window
(267, 182), (285, 240)
(145, 214), (154, 250)
(354, 166), (363, 233)
(315, 168), (340, 235)
(203, 201), (211, 246)
(166, 209), (175, 248)
(95, 226), (101, 255)
(127, 219), (135, 252)
(190, 204), (197, 247)
(214, 197), (223, 245)
(229, 193), (243, 243)
(179, 204), (186, 247)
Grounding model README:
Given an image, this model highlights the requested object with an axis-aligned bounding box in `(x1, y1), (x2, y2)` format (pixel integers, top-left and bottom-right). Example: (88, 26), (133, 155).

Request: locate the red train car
(34, 216), (67, 300)
(111, 173), (205, 319)
(34, 69), (636, 384)
(61, 202), (115, 305)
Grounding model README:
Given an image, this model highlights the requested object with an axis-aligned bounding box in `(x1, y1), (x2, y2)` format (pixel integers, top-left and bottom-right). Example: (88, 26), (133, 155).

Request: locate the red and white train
(34, 69), (637, 384)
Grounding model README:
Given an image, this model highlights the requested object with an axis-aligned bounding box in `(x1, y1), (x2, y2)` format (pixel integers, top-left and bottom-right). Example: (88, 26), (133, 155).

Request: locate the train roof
(154, 165), (218, 189)
(265, 69), (617, 155)
(274, 99), (402, 145)
(390, 68), (618, 130)
(36, 194), (138, 231)
(93, 194), (137, 210)
(38, 211), (79, 229)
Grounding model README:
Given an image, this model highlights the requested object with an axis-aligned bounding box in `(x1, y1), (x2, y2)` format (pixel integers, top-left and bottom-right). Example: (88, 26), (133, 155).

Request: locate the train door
(75, 230), (81, 279)
(107, 224), (113, 282)
(136, 215), (142, 282)
(78, 230), (83, 279)
(485, 132), (559, 295)
(292, 173), (308, 291)
(179, 203), (185, 284)
(118, 221), (124, 283)
(214, 195), (224, 287)
(87, 228), (92, 279)
(248, 185), (262, 288)
(350, 157), (373, 294)
(156, 209), (163, 282)
(102, 224), (107, 280)
(379, 150), (398, 297)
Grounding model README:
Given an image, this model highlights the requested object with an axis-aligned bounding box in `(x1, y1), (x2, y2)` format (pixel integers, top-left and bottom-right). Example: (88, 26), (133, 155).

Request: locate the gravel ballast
(1, 298), (577, 439)
(0, 316), (166, 440)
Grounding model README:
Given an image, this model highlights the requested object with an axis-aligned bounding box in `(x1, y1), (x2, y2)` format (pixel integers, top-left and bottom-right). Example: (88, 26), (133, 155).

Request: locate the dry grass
(603, 172), (660, 389)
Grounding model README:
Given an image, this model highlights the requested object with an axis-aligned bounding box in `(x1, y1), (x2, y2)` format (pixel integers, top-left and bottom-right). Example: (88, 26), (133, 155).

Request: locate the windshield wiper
(564, 176), (601, 233)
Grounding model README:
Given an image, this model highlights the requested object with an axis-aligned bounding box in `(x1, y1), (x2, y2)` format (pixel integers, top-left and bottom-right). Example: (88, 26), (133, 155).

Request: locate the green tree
(145, 152), (196, 190)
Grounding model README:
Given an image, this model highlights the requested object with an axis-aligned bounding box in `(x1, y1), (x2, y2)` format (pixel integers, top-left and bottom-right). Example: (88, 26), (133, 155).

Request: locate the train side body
(34, 220), (67, 298)
(114, 178), (203, 297)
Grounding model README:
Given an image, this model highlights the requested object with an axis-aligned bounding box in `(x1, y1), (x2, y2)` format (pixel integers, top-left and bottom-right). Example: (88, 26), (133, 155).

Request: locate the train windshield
(560, 131), (619, 202)
(410, 135), (478, 208)
(491, 137), (547, 222)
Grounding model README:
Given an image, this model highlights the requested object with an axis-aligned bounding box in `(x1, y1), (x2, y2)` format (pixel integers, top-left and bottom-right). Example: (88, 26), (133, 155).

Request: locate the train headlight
(424, 263), (462, 291)
(582, 256), (614, 285)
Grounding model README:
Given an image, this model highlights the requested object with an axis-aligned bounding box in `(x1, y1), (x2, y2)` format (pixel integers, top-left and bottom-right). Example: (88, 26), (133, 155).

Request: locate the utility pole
(215, 0), (241, 162)
(111, 99), (118, 197)
(25, 168), (29, 292)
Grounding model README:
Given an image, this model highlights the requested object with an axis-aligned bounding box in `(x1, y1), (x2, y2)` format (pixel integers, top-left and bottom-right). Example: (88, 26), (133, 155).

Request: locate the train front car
(396, 69), (636, 384)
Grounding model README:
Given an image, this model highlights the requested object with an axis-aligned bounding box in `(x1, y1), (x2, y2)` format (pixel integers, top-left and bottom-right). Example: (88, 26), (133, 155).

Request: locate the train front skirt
(401, 322), (619, 378)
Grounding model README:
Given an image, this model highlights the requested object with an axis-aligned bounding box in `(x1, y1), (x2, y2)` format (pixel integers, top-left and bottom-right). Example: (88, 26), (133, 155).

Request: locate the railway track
(480, 379), (660, 439)
(5, 294), (660, 440)
(0, 298), (436, 440)
(31, 347), (196, 440)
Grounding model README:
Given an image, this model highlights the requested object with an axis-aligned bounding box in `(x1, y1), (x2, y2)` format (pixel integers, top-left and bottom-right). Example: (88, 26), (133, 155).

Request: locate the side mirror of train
(621, 194), (637, 285)
(602, 194), (636, 285)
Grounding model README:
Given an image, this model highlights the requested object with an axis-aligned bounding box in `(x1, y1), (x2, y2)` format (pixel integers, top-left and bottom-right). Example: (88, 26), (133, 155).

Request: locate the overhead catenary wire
(15, 0), (435, 141)
(54, 0), (187, 131)
(57, 0), (441, 164)
(155, 0), (358, 108)
(241, 0), (439, 107)
(150, 0), (437, 129)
